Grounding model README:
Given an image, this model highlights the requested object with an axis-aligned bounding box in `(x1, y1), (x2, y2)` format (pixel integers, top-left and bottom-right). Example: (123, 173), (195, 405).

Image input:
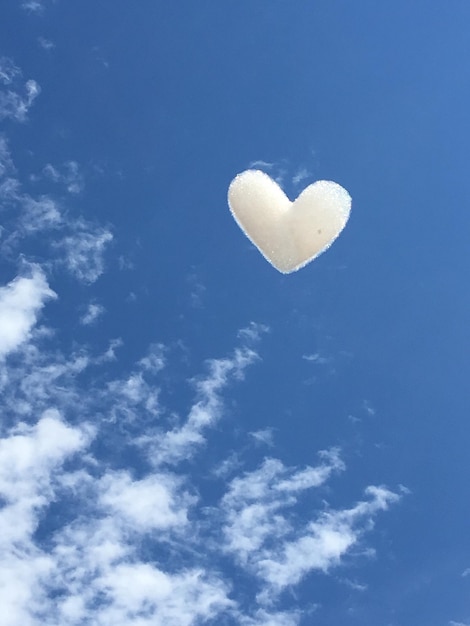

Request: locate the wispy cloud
(80, 302), (105, 325)
(237, 608), (302, 626)
(42, 161), (84, 194)
(249, 427), (275, 447)
(143, 341), (260, 466)
(54, 226), (113, 283)
(292, 167), (311, 186)
(19, 195), (62, 233)
(21, 0), (46, 13)
(0, 58), (21, 85)
(221, 450), (345, 568)
(248, 160), (275, 170)
(0, 131), (112, 285)
(221, 450), (400, 604)
(0, 58), (40, 122)
(38, 37), (55, 51)
(255, 485), (399, 598)
(302, 352), (330, 364)
(244, 160), (315, 191)
(186, 270), (206, 309)
(237, 321), (270, 343)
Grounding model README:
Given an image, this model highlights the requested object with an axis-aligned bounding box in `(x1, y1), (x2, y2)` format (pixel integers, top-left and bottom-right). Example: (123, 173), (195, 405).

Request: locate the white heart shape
(228, 170), (351, 274)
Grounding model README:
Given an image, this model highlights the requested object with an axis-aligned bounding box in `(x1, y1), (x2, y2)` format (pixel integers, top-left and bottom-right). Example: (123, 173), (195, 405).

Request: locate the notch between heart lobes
(228, 170), (351, 274)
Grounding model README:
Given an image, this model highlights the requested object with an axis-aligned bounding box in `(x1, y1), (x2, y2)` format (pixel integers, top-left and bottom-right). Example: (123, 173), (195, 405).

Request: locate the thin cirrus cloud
(219, 448), (398, 600)
(42, 161), (84, 194)
(21, 1), (46, 13)
(255, 485), (399, 599)
(54, 227), (113, 283)
(80, 302), (105, 326)
(140, 342), (261, 467)
(249, 427), (276, 447)
(38, 37), (55, 51)
(0, 137), (112, 283)
(0, 57), (40, 122)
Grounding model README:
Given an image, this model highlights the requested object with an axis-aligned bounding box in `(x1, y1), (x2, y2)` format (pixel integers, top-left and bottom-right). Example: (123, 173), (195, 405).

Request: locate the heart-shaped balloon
(228, 170), (351, 274)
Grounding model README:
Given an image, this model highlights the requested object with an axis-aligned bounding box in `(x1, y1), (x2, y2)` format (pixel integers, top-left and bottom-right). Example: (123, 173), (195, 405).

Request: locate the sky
(0, 1), (469, 625)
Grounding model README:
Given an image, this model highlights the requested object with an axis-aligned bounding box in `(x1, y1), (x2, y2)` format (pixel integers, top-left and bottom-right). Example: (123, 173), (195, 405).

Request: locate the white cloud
(20, 195), (62, 232)
(0, 443), (231, 625)
(248, 160), (275, 170)
(86, 563), (232, 626)
(0, 138), (15, 183)
(38, 37), (55, 51)
(56, 226), (113, 283)
(0, 410), (90, 505)
(363, 399), (376, 416)
(138, 343), (166, 373)
(212, 451), (243, 479)
(0, 341), (90, 421)
(0, 267), (55, 359)
(0, 64), (40, 122)
(105, 347), (164, 421)
(256, 486), (399, 597)
(292, 168), (310, 186)
(0, 313), (403, 625)
(0, 135), (112, 284)
(80, 302), (105, 325)
(302, 352), (329, 364)
(99, 338), (123, 362)
(221, 451), (400, 603)
(186, 270), (206, 308)
(43, 161), (84, 194)
(221, 451), (344, 568)
(0, 376), (234, 625)
(146, 344), (259, 466)
(238, 608), (302, 626)
(238, 321), (270, 343)
(99, 471), (195, 532)
(0, 140), (62, 240)
(249, 428), (275, 447)
(0, 58), (21, 85)
(338, 577), (367, 591)
(42, 163), (60, 182)
(0, 411), (92, 626)
(21, 0), (45, 13)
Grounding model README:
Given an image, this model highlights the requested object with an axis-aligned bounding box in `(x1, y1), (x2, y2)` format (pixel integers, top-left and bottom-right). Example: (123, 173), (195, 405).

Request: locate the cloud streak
(0, 131), (112, 284)
(142, 332), (262, 467)
(0, 57), (40, 122)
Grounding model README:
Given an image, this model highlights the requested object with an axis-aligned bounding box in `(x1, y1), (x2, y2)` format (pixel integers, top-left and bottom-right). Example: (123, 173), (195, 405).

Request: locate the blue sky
(0, 1), (469, 624)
